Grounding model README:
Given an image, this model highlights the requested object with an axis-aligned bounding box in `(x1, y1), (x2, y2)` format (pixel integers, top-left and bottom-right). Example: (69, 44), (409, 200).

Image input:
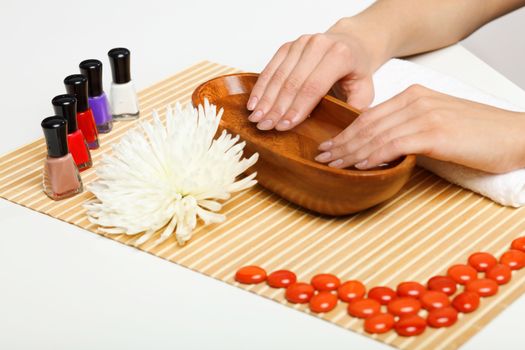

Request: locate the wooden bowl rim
(191, 72), (416, 178)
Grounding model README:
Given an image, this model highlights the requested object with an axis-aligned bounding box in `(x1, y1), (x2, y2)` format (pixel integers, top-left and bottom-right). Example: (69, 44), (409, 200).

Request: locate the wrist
(327, 17), (393, 73)
(499, 111), (525, 173)
(516, 112), (525, 170)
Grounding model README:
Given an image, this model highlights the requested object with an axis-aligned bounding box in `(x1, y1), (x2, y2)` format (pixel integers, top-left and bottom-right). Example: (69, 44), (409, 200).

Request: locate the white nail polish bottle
(108, 48), (140, 120)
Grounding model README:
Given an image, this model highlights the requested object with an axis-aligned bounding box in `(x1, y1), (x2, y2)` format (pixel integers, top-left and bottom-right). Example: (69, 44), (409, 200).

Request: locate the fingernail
(249, 110), (263, 122)
(257, 119), (274, 130)
(315, 152), (331, 162)
(276, 120), (291, 130)
(318, 140), (333, 151)
(247, 96), (258, 111)
(355, 160), (368, 169)
(328, 159), (343, 168)
(291, 115), (302, 124)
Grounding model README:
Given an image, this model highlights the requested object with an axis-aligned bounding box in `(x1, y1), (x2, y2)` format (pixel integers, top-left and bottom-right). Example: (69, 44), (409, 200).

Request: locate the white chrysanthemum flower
(84, 100), (258, 245)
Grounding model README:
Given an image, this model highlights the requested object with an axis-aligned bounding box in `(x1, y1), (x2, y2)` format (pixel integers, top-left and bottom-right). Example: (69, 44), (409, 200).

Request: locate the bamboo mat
(1, 61), (524, 350)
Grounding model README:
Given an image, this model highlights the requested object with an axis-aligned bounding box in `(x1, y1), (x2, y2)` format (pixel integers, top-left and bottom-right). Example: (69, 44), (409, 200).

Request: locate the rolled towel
(416, 156), (525, 207)
(370, 58), (525, 207)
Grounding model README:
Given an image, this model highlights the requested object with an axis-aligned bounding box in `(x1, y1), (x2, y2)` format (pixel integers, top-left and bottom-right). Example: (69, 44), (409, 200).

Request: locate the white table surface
(1, 1), (524, 349)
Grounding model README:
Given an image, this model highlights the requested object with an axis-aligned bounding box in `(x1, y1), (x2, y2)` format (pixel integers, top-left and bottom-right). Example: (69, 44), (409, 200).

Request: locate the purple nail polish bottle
(79, 59), (113, 133)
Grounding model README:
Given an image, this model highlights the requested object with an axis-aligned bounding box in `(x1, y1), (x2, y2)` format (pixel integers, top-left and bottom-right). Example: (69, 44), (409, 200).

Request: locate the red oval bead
(468, 252), (497, 272)
(285, 283), (315, 304)
(427, 306), (458, 328)
(466, 278), (499, 297)
(427, 276), (457, 296)
(368, 286), (397, 305)
(267, 270), (297, 288)
(364, 313), (395, 334)
(235, 265), (267, 284)
(347, 298), (381, 318)
(338, 280), (366, 302)
(511, 236), (525, 252)
(309, 291), (338, 313)
(447, 264), (478, 284)
(396, 281), (426, 298)
(311, 273), (341, 291)
(500, 249), (525, 270)
(395, 315), (427, 336)
(420, 290), (450, 310)
(486, 263), (512, 285)
(387, 297), (421, 316)
(452, 291), (480, 313)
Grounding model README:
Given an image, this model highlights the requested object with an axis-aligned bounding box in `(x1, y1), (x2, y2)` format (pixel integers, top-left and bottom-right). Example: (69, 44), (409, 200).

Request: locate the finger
(267, 35), (333, 131)
(247, 42), (291, 111)
(316, 116), (429, 168)
(319, 97), (424, 156)
(359, 132), (434, 169)
(345, 76), (374, 111)
(277, 42), (353, 131)
(320, 83), (431, 151)
(249, 35), (311, 125)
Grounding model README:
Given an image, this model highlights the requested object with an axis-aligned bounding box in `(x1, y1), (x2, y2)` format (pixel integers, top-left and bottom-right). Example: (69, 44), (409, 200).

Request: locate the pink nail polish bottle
(41, 116), (83, 200)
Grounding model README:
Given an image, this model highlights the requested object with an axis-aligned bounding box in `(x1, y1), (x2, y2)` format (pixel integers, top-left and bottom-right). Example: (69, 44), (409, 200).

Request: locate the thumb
(345, 76), (375, 111)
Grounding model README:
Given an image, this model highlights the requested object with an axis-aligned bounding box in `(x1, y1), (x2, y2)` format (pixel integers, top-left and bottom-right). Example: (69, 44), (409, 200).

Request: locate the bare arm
(341, 0), (525, 71)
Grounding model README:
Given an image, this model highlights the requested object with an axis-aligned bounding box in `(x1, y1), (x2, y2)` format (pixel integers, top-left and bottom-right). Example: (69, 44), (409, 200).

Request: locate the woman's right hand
(246, 19), (382, 132)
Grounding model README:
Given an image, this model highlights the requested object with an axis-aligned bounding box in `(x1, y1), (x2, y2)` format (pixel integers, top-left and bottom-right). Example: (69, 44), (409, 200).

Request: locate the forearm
(332, 0), (525, 71)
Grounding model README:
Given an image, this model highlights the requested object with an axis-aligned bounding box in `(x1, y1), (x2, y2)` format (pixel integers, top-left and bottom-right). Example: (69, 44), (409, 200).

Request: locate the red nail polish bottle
(64, 74), (100, 149)
(52, 94), (92, 171)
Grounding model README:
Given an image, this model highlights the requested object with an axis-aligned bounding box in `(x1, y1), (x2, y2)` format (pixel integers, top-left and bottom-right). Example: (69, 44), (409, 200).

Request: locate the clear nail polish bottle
(41, 116), (83, 200)
(79, 59), (113, 133)
(108, 48), (139, 120)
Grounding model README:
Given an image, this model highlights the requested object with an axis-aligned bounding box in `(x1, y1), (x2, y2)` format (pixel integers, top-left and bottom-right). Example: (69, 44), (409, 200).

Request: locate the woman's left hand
(315, 84), (525, 174)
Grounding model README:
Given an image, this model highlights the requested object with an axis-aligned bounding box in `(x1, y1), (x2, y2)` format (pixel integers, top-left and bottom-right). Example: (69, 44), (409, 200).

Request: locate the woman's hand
(315, 84), (525, 174)
(246, 19), (384, 132)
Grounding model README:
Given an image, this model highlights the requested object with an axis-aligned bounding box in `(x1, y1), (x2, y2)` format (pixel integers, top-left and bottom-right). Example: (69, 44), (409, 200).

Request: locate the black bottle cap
(41, 116), (69, 158)
(52, 94), (78, 134)
(108, 47), (131, 84)
(64, 74), (89, 112)
(79, 59), (103, 97)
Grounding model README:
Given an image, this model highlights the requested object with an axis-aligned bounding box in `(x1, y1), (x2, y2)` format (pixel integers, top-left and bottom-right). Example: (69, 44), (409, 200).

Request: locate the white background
(463, 6), (525, 90)
(1, 1), (524, 349)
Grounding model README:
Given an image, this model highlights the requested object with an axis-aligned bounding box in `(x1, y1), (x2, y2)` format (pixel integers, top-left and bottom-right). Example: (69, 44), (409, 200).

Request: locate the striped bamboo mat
(1, 61), (524, 350)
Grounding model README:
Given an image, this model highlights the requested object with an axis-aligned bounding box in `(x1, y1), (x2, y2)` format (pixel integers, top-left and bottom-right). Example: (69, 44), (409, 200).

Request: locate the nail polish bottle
(79, 59), (113, 133)
(41, 116), (83, 200)
(108, 48), (140, 120)
(64, 74), (100, 149)
(52, 94), (92, 171)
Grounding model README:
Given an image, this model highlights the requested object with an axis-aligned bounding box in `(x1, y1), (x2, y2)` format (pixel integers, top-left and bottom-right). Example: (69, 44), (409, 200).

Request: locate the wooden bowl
(192, 73), (416, 215)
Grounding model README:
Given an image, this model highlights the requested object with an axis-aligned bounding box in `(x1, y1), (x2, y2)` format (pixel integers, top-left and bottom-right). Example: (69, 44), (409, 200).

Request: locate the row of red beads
(235, 236), (525, 337)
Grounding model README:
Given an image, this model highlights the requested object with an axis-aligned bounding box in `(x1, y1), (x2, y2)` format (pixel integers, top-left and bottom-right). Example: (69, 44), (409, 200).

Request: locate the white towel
(370, 58), (525, 207)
